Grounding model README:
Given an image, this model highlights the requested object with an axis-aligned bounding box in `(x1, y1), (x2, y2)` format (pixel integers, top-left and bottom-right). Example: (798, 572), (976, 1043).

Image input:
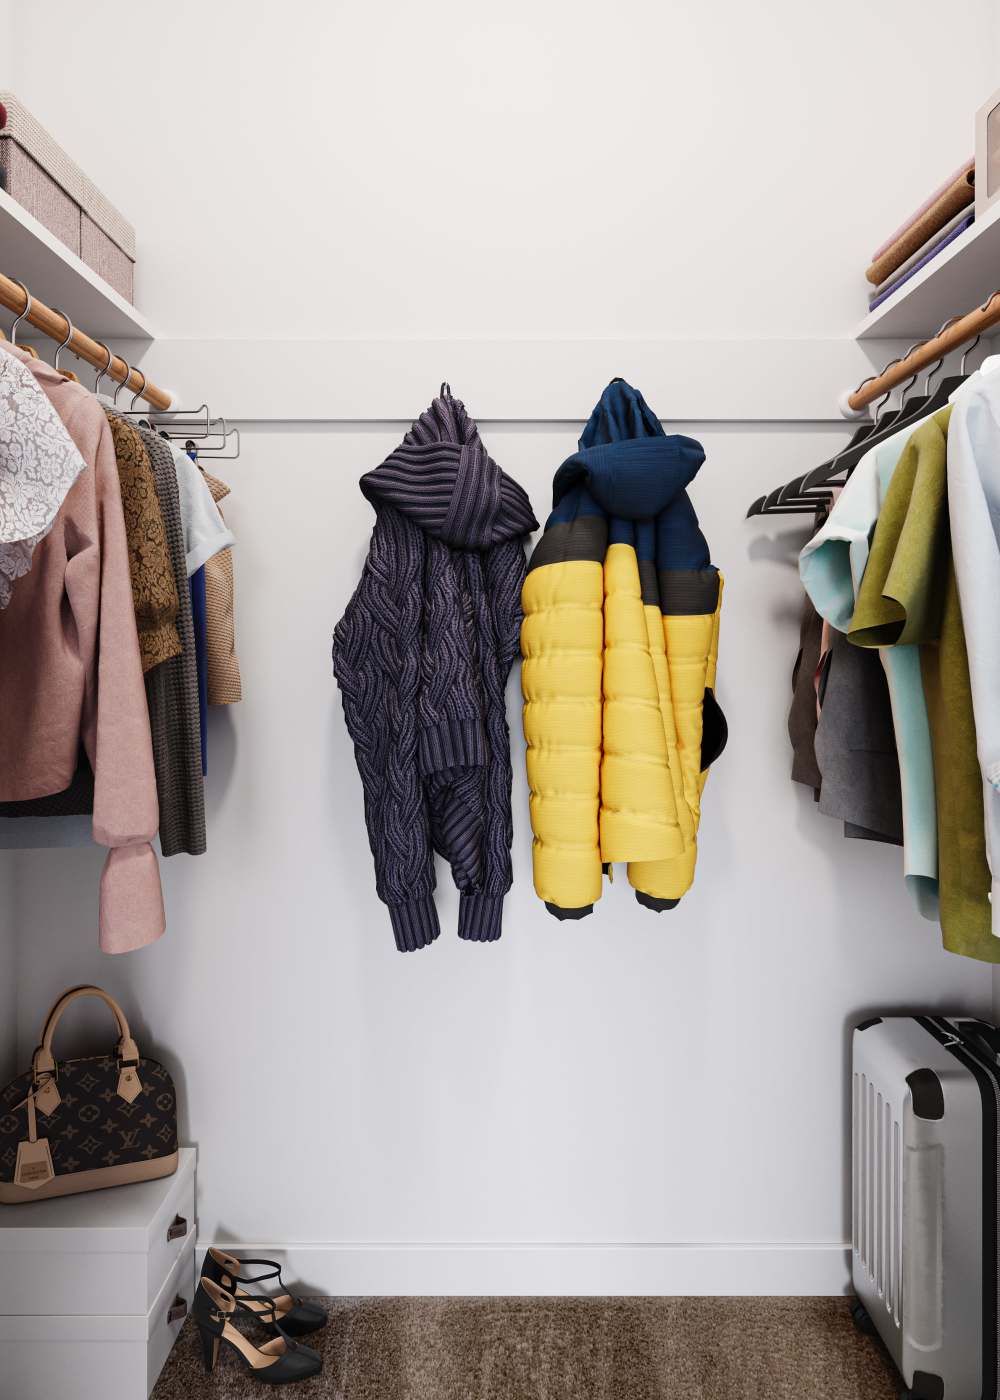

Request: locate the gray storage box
(0, 92), (136, 302)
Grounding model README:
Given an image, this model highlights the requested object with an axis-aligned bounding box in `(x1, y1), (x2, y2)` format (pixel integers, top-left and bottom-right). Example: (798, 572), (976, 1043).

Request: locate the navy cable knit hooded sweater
(333, 391), (538, 951)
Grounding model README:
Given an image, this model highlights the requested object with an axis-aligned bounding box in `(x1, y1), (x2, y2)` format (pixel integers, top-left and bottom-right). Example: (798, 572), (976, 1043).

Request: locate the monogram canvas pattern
(0, 1054), (177, 1183)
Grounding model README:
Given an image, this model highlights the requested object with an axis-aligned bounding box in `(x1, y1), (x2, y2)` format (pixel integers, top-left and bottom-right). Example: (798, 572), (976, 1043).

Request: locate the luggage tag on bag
(14, 1089), (54, 1188)
(14, 1137), (54, 1189)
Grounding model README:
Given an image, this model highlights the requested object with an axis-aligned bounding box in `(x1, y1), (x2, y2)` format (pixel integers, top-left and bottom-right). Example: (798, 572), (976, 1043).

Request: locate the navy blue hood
(553, 379), (705, 521)
(544, 380), (711, 573)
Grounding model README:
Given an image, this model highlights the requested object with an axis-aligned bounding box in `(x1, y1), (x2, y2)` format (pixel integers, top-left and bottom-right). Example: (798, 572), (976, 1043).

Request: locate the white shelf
(855, 198), (1000, 340)
(0, 188), (156, 341)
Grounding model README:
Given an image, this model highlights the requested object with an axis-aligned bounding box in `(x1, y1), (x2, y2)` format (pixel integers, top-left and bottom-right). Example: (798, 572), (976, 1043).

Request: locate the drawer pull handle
(167, 1214), (187, 1243)
(167, 1296), (187, 1325)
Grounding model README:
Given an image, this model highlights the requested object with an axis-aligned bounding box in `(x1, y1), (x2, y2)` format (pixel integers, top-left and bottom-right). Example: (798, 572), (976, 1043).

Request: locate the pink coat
(0, 348), (164, 952)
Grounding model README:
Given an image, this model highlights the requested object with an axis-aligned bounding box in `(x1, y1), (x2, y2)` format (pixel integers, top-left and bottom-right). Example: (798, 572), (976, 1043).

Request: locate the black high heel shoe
(191, 1277), (322, 1385)
(201, 1248), (327, 1337)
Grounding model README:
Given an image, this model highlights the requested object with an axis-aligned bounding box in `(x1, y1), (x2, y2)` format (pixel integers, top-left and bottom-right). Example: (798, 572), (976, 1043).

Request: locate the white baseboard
(196, 1242), (851, 1297)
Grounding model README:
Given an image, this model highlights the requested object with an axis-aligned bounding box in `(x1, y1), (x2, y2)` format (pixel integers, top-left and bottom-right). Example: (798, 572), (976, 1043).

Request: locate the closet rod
(846, 289), (1000, 411)
(0, 272), (172, 410)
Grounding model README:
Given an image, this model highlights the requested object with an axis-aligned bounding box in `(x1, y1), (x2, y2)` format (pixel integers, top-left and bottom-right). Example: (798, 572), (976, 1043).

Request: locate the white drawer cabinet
(0, 1146), (196, 1399)
(0, 1230), (195, 1400)
(0, 1147), (195, 1316)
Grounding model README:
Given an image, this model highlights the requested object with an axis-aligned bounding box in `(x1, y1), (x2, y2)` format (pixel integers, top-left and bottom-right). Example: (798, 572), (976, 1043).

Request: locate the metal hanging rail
(0, 271), (172, 410)
(845, 289), (1000, 412)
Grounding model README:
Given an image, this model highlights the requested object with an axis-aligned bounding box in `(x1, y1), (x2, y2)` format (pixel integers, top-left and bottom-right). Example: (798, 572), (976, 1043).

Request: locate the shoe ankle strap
(219, 1255), (283, 1288)
(197, 1279), (298, 1348)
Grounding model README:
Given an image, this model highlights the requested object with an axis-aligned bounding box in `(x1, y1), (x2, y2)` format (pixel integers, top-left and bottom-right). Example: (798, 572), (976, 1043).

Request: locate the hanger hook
(872, 387), (894, 425)
(440, 381), (452, 399)
(897, 370), (919, 404)
(921, 314), (963, 391)
(893, 336), (929, 406)
(923, 353), (946, 395)
(113, 361), (132, 404)
(129, 367), (147, 409)
(961, 333), (982, 377)
(851, 350), (906, 404)
(853, 372), (877, 397)
(956, 289), (1000, 377)
(8, 280), (32, 345)
(868, 356), (904, 425)
(93, 342), (114, 397)
(50, 308), (74, 372)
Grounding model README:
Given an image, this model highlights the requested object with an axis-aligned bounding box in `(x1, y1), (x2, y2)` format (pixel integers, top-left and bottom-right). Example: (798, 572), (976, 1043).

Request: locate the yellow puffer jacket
(521, 380), (726, 919)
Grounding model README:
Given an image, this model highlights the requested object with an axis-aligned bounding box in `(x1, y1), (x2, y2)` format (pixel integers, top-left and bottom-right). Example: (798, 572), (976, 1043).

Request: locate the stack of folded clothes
(866, 160), (975, 310)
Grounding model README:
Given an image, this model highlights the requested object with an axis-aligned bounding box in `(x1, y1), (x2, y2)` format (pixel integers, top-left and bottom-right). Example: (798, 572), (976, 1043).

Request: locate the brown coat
(105, 411), (181, 673)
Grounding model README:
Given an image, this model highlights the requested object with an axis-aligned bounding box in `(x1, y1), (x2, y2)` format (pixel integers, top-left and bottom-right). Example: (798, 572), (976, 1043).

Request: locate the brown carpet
(152, 1296), (900, 1399)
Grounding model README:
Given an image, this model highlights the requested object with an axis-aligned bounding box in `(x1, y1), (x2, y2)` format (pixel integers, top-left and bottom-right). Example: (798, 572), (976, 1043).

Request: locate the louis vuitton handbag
(0, 985), (178, 1203)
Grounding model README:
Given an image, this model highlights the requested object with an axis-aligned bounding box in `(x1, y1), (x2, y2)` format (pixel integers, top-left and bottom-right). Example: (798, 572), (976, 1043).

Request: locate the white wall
(6, 417), (990, 1292)
(9, 0), (996, 342)
(3, 0), (998, 1294)
(0, 2), (12, 87)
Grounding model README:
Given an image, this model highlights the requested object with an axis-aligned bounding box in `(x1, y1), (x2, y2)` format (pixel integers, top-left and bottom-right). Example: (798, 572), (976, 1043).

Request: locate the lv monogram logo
(1, 1052), (177, 1190)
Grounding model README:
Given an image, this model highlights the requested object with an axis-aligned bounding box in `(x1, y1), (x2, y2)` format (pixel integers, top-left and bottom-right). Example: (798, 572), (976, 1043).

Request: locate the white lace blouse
(0, 347), (86, 607)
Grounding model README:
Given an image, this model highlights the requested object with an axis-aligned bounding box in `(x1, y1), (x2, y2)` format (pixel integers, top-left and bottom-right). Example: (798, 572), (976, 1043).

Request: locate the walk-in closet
(2, 3), (1000, 1398)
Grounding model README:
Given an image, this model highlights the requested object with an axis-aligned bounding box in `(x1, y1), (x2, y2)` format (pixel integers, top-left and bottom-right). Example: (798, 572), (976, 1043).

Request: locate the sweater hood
(553, 379), (705, 521)
(361, 391), (538, 548)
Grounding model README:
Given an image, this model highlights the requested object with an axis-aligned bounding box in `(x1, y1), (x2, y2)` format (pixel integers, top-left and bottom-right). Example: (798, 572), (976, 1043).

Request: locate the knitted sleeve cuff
(388, 894), (441, 952)
(457, 891), (505, 943)
(418, 716), (486, 774)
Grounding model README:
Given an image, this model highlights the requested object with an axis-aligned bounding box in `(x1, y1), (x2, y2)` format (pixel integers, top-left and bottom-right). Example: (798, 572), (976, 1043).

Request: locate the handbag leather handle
(32, 985), (139, 1078)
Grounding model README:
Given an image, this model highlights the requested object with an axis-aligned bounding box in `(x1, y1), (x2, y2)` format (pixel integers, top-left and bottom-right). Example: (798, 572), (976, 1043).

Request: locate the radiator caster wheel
(850, 1299), (876, 1335)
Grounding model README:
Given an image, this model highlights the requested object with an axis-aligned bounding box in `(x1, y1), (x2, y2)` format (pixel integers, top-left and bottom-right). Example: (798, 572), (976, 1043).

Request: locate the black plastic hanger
(745, 303), (994, 520)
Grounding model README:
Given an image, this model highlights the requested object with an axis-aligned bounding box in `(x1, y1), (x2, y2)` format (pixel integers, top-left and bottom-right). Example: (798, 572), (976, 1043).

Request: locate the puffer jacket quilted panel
(521, 380), (726, 920)
(600, 540), (683, 863)
(627, 579), (725, 903)
(521, 523), (605, 916)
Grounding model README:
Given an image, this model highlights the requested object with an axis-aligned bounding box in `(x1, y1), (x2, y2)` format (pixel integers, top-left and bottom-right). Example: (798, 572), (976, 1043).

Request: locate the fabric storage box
(0, 1230), (195, 1400)
(0, 1147), (195, 1399)
(82, 211), (134, 303)
(0, 136), (80, 255)
(0, 92), (136, 301)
